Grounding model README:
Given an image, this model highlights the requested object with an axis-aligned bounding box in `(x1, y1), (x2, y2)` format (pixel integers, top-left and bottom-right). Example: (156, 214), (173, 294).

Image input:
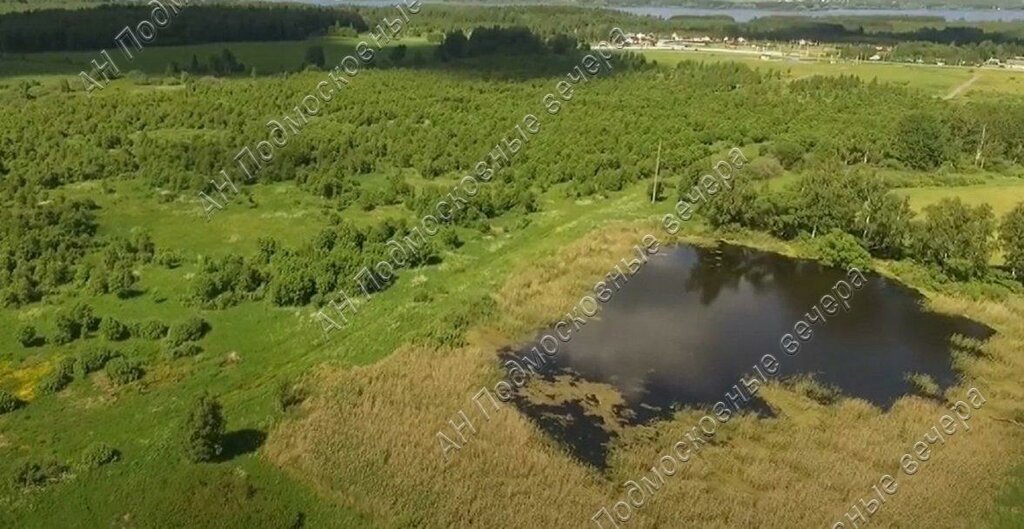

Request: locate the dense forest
(0, 4), (366, 53)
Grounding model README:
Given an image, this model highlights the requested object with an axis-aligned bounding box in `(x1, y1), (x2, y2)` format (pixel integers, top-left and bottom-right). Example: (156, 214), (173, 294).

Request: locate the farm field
(640, 48), (1024, 99)
(898, 178), (1024, 218)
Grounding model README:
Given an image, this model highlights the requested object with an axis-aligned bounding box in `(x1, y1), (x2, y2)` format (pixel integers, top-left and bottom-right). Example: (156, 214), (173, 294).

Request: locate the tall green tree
(304, 45), (326, 69)
(912, 198), (996, 279)
(894, 111), (950, 170)
(1000, 202), (1024, 280)
(181, 393), (225, 463)
(857, 193), (914, 259)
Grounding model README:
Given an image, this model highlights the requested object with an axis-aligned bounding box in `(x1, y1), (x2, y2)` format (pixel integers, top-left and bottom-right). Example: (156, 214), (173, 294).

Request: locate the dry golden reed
(265, 222), (1024, 529)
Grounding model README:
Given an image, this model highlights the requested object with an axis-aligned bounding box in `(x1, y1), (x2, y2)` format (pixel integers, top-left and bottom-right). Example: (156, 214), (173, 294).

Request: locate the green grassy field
(0, 167), (658, 527)
(897, 177), (1024, 217)
(991, 464), (1024, 528)
(640, 48), (1024, 99)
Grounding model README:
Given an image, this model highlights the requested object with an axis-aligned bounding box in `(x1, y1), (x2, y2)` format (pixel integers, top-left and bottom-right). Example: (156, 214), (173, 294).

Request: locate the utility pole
(975, 123), (987, 169)
(651, 140), (662, 204)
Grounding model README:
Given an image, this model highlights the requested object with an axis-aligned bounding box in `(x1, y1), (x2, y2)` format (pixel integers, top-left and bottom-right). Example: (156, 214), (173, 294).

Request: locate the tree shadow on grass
(216, 429), (267, 462)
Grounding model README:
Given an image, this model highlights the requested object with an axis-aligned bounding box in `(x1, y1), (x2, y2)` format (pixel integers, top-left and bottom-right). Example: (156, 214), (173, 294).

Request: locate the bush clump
(37, 357), (76, 395)
(70, 302), (101, 333)
(77, 442), (121, 470)
(0, 390), (24, 414)
(168, 342), (203, 359)
(17, 325), (39, 347)
(815, 230), (872, 271)
(100, 317), (130, 341)
(156, 250), (183, 269)
(133, 320), (169, 340)
(76, 347), (118, 377)
(52, 312), (82, 345)
(13, 459), (68, 489)
(104, 357), (144, 386)
(167, 316), (209, 347)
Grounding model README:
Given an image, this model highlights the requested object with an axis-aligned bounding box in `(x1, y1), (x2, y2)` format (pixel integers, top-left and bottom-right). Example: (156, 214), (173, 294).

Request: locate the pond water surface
(507, 244), (993, 468)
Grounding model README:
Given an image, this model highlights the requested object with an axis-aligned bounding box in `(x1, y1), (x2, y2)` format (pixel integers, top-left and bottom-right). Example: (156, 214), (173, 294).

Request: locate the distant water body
(303, 0), (1024, 23)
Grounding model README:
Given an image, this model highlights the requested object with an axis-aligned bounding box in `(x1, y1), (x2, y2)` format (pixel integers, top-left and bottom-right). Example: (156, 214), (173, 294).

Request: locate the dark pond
(507, 243), (993, 468)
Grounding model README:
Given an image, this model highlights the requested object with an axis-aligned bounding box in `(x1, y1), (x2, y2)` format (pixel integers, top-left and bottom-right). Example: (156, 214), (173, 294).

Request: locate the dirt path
(944, 74), (980, 100)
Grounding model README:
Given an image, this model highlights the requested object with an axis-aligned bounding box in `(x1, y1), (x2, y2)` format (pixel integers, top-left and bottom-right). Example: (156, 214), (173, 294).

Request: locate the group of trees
(436, 26), (573, 60)
(841, 41), (1024, 65)
(701, 166), (1024, 281)
(0, 197), (98, 306)
(188, 218), (452, 310)
(9, 310), (210, 418)
(0, 4), (365, 53)
(8, 55), (1024, 313)
(169, 50), (246, 77)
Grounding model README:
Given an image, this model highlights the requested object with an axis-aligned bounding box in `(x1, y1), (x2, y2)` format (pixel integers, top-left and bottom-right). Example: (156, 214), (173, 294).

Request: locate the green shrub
(770, 140), (804, 169)
(167, 316), (209, 347)
(438, 227), (463, 250)
(746, 156), (785, 180)
(156, 250), (182, 269)
(134, 320), (169, 340)
(0, 390), (24, 414)
(52, 313), (81, 345)
(37, 357), (75, 395)
(17, 325), (38, 347)
(70, 302), (100, 333)
(100, 317), (130, 341)
(76, 347), (117, 377)
(168, 342), (203, 359)
(182, 392), (225, 463)
(104, 357), (144, 386)
(1001, 202), (1024, 280)
(815, 230), (872, 271)
(13, 459), (68, 489)
(77, 442), (121, 470)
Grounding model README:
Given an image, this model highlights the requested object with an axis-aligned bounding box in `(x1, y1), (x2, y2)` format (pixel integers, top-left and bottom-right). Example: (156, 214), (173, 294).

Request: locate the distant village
(619, 31), (823, 61)
(617, 31), (1024, 69)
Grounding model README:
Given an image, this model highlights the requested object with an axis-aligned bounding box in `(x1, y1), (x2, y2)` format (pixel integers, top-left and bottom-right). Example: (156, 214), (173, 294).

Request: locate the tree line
(701, 165), (1024, 282)
(0, 4), (365, 53)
